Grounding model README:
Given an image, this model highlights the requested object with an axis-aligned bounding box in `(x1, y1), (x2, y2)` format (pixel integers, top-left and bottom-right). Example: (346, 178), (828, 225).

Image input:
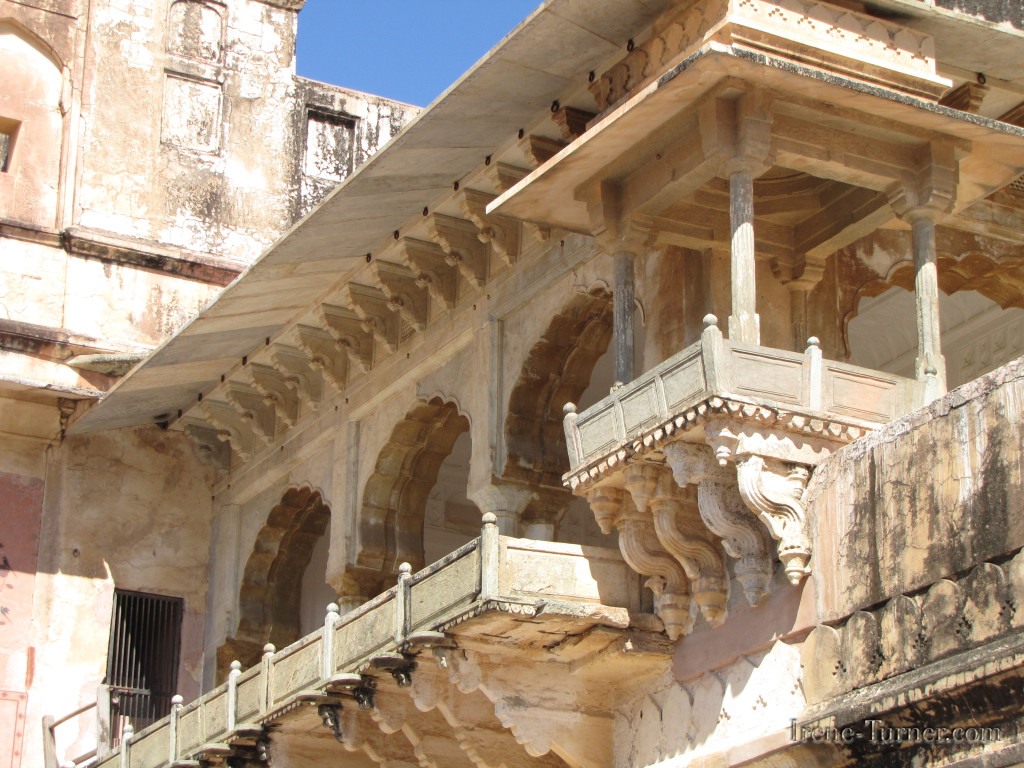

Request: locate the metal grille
(106, 590), (182, 743)
(1011, 175), (1024, 194)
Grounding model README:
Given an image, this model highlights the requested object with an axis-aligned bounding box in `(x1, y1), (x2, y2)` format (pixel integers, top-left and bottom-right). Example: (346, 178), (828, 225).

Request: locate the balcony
(48, 521), (654, 768)
(561, 317), (924, 640)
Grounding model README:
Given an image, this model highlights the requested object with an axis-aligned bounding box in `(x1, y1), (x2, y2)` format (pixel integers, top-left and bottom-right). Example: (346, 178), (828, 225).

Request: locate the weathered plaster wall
(24, 425), (216, 768)
(807, 356), (1024, 623)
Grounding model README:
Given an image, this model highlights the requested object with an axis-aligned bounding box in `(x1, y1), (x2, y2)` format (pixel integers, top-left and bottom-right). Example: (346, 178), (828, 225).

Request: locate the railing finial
(703, 313), (718, 327)
(263, 643), (276, 657)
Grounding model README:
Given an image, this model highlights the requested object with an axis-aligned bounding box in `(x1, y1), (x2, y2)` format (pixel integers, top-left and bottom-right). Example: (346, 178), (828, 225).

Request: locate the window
(0, 118), (19, 173)
(105, 590), (183, 742)
(305, 109), (356, 182)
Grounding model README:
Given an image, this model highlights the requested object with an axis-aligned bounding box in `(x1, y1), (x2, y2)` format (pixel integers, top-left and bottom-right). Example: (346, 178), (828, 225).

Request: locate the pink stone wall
(0, 470), (43, 768)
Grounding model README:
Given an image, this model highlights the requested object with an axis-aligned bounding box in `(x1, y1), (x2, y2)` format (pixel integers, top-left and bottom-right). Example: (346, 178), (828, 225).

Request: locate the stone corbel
(664, 441), (773, 606)
(458, 187), (520, 266)
(586, 484), (695, 640)
(246, 363), (299, 427)
(315, 304), (374, 373)
(342, 283), (402, 353)
(394, 237), (458, 313)
(181, 419), (232, 472)
(625, 464), (729, 627)
(426, 213), (489, 287)
(295, 324), (348, 393)
(224, 381), (277, 445)
(735, 455), (811, 585)
(484, 162), (551, 242)
(270, 344), (325, 408)
(372, 260), (430, 331)
(200, 399), (255, 460)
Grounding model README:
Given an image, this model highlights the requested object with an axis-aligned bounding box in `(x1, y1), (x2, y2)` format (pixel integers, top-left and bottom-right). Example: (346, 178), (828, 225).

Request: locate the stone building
(4, 0), (1024, 768)
(0, 0), (417, 765)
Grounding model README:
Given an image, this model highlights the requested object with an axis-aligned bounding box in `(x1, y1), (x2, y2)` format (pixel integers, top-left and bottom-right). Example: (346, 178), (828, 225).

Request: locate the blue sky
(296, 1), (541, 108)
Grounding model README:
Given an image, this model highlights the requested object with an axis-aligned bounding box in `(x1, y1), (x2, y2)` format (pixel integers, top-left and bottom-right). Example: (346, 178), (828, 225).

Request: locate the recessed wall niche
(167, 0), (224, 63)
(161, 73), (222, 153)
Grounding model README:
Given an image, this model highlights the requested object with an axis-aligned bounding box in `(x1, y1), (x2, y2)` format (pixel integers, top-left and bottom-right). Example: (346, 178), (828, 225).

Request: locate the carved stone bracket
(224, 381), (277, 445)
(663, 441), (773, 606)
(295, 324), (348, 393)
(427, 213), (489, 287)
(586, 485), (695, 640)
(458, 188), (520, 266)
(484, 162), (551, 242)
(270, 344), (325, 408)
(200, 399), (255, 460)
(343, 283), (402, 353)
(624, 463), (730, 627)
(394, 237), (458, 313)
(316, 303), (374, 373)
(246, 363), (299, 427)
(735, 455), (811, 585)
(372, 260), (430, 331)
(182, 419), (232, 471)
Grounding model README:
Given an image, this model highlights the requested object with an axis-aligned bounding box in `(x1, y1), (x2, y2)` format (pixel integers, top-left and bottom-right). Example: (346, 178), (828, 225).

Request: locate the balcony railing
(563, 317), (924, 473)
(46, 520), (641, 768)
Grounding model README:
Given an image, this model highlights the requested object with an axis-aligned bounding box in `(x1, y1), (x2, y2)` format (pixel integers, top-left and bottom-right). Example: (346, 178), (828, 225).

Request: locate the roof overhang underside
(66, 0), (1024, 435)
(67, 0), (675, 434)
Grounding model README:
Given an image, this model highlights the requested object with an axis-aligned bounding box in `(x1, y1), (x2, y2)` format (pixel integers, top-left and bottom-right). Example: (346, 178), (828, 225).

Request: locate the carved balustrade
(563, 315), (924, 637)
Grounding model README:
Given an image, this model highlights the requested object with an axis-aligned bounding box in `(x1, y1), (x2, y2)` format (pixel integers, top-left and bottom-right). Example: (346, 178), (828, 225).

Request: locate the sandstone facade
(4, 1), (1024, 768)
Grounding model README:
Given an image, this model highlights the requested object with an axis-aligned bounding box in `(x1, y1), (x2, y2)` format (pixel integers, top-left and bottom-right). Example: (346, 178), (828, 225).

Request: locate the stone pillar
(728, 167), (760, 344)
(613, 249), (636, 386)
(468, 482), (535, 537)
(909, 211), (946, 395)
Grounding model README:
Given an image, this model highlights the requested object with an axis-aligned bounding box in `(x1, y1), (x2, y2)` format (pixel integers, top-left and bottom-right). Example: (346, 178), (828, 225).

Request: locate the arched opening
(503, 287), (645, 545)
(217, 487), (331, 675)
(0, 20), (65, 229)
(849, 286), (1024, 389)
(351, 398), (474, 600)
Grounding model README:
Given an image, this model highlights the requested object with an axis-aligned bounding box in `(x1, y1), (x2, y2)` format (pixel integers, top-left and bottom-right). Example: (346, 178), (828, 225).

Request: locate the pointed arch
(503, 287), (614, 489)
(218, 486), (331, 675)
(841, 249), (1024, 357)
(354, 397), (470, 595)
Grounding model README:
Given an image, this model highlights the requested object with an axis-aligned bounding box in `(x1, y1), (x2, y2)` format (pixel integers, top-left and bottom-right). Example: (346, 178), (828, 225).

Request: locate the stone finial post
(806, 336), (823, 411)
(227, 660), (241, 730)
(169, 694), (183, 763)
(395, 563), (412, 645)
(323, 604), (339, 679)
(260, 643), (275, 714)
(119, 724), (133, 768)
(480, 512), (500, 601)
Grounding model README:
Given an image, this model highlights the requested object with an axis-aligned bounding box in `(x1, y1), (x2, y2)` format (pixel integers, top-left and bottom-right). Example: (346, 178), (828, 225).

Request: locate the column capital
(584, 180), (654, 257)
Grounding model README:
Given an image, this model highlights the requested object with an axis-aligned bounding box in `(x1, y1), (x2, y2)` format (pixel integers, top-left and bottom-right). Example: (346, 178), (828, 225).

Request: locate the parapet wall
(807, 354), (1024, 623)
